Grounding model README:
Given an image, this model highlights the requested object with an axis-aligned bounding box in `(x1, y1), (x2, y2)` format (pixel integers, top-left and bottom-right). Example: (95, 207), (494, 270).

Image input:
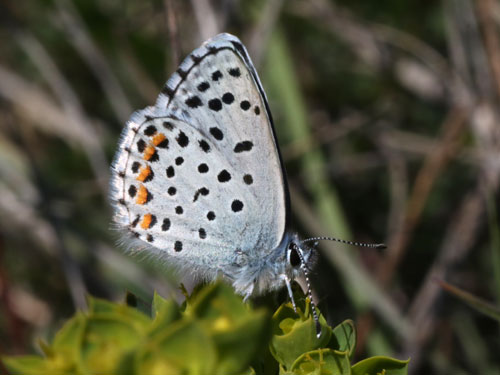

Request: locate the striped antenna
(301, 236), (386, 249)
(293, 243), (322, 338)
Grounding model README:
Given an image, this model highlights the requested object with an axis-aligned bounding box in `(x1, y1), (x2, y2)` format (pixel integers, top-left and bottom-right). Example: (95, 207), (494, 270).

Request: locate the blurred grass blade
(438, 279), (500, 321)
(264, 31), (350, 240)
(263, 31), (412, 345)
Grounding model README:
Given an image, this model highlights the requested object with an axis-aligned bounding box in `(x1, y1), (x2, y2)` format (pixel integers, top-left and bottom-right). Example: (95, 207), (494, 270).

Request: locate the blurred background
(1, 0), (500, 373)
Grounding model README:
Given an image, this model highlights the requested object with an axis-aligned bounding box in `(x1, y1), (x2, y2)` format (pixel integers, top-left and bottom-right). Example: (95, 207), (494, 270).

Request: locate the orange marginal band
(141, 213), (153, 229)
(136, 165), (152, 182)
(143, 145), (156, 161)
(152, 133), (166, 146)
(136, 185), (149, 205)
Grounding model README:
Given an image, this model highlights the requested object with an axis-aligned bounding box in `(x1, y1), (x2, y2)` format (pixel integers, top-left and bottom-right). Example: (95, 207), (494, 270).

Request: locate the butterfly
(110, 33), (383, 335)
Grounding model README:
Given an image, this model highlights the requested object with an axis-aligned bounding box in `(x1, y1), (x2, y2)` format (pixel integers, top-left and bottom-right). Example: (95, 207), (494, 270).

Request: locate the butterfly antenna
(301, 236), (386, 249)
(294, 244), (322, 338)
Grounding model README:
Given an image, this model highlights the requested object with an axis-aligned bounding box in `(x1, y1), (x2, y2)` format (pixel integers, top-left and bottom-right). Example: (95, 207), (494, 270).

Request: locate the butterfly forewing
(110, 34), (288, 276)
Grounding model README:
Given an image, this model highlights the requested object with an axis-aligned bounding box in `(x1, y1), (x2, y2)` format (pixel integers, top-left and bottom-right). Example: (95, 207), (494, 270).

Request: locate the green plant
(2, 282), (409, 374)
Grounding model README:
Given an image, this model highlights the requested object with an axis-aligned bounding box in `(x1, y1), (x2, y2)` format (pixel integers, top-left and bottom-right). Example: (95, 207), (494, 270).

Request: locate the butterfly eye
(288, 245), (301, 268)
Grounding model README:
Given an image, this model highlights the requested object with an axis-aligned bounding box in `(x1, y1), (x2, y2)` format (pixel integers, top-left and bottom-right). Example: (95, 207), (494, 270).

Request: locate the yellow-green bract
(2, 282), (409, 375)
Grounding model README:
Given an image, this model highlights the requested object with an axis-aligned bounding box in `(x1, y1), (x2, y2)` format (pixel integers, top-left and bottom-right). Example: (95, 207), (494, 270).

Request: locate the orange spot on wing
(152, 133), (166, 146)
(141, 214), (153, 229)
(136, 185), (149, 205)
(143, 145), (156, 161)
(136, 165), (152, 182)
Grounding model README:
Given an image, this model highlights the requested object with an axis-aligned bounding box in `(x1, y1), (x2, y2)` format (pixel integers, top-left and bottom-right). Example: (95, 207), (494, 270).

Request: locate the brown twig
(378, 107), (468, 285)
(475, 0), (500, 102)
(403, 184), (485, 368)
(164, 0), (181, 68)
(189, 0), (219, 42)
(356, 107), (468, 353)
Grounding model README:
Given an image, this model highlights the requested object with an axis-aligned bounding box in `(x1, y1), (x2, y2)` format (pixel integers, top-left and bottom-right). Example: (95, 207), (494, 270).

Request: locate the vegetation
(3, 282), (409, 374)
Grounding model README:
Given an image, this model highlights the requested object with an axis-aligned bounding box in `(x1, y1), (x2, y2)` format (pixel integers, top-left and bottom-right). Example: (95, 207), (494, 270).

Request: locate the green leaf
(87, 295), (151, 332)
(1, 355), (68, 375)
(351, 356), (410, 375)
(150, 292), (181, 339)
(87, 294), (118, 313)
(290, 348), (351, 375)
(186, 281), (272, 374)
(80, 314), (144, 374)
(270, 300), (331, 370)
(152, 291), (169, 318)
(50, 312), (86, 372)
(187, 281), (248, 324)
(238, 367), (257, 375)
(213, 309), (272, 374)
(52, 312), (85, 352)
(329, 320), (356, 358)
(136, 319), (216, 375)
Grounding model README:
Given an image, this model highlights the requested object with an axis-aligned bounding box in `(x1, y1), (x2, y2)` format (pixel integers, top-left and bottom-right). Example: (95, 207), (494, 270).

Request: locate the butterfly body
(110, 33), (313, 300)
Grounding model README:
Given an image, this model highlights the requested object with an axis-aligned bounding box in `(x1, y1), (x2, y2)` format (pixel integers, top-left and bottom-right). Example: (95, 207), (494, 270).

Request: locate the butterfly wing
(110, 34), (289, 286)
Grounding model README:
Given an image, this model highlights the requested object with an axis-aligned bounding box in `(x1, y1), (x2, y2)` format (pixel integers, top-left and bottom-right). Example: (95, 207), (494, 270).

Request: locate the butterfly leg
(283, 275), (297, 313)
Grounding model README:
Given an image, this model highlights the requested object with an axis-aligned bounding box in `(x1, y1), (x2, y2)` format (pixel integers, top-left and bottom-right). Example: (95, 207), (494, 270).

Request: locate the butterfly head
(282, 234), (321, 337)
(286, 236), (315, 278)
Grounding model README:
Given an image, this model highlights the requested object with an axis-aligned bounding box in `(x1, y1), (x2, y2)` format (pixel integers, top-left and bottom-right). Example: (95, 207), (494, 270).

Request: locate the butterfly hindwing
(110, 34), (288, 278)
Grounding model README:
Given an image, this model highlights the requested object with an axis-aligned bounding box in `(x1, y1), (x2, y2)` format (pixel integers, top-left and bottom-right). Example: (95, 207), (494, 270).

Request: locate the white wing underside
(110, 34), (287, 281)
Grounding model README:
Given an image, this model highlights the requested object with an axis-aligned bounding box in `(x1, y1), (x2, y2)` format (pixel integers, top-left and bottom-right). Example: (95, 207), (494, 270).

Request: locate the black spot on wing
(234, 141), (253, 153)
(222, 92), (234, 104)
(231, 199), (244, 212)
(228, 67), (241, 77)
(208, 98), (222, 111)
(163, 121), (174, 130)
(144, 125), (157, 136)
(198, 139), (210, 153)
(162, 218), (171, 231)
(149, 215), (157, 228)
(197, 82), (210, 92)
(212, 70), (222, 81)
(131, 162), (140, 173)
(174, 241), (183, 252)
(198, 163), (209, 173)
(137, 139), (146, 153)
(131, 215), (140, 228)
(185, 96), (203, 108)
(243, 174), (253, 185)
(240, 100), (251, 111)
(193, 187), (209, 202)
(176, 131), (189, 147)
(128, 185), (137, 197)
(156, 138), (169, 149)
(209, 127), (223, 140)
(217, 170), (231, 183)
